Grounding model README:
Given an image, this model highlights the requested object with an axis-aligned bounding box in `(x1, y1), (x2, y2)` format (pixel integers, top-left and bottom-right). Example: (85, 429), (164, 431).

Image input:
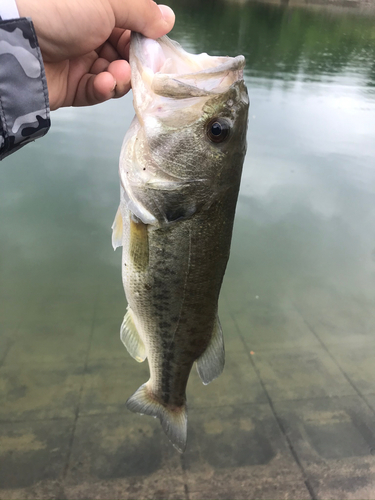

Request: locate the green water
(1, 1), (375, 319)
(1, 0), (375, 496)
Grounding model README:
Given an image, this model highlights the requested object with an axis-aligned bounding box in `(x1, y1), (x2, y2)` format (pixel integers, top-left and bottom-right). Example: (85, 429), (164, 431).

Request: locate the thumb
(109, 0), (175, 39)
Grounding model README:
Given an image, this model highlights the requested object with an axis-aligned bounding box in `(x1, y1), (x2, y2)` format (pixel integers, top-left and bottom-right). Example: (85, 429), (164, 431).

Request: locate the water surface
(1, 1), (375, 498)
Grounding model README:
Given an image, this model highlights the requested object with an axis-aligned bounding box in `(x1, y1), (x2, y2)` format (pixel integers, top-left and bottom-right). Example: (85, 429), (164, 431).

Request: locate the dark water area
(1, 1), (375, 498)
(170, 0), (375, 87)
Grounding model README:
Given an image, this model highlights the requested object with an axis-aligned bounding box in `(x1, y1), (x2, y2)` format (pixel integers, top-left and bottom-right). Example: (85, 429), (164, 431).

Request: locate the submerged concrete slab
(364, 395), (375, 416)
(329, 343), (375, 395)
(235, 298), (320, 351)
(64, 480), (187, 500)
(88, 317), (129, 362)
(274, 396), (375, 499)
(188, 478), (311, 500)
(252, 346), (356, 401)
(182, 404), (311, 500)
(293, 286), (375, 346)
(306, 459), (375, 500)
(0, 480), (62, 500)
(65, 413), (185, 499)
(0, 323), (17, 367)
(0, 418), (74, 490)
(0, 364), (83, 422)
(80, 359), (148, 416)
(0, 294), (40, 328)
(26, 288), (96, 323)
(4, 319), (91, 367)
(218, 307), (247, 353)
(94, 281), (127, 321)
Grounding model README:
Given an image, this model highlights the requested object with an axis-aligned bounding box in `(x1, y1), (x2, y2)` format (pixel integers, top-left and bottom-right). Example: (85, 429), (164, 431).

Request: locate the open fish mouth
(130, 33), (246, 110)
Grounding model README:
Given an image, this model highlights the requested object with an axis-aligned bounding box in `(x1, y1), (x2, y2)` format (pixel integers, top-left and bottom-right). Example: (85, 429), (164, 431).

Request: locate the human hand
(16, 0), (175, 110)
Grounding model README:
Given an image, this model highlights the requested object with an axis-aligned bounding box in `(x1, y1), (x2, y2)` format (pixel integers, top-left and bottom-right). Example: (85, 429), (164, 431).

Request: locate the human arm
(16, 0), (175, 110)
(0, 0), (174, 160)
(0, 14), (50, 160)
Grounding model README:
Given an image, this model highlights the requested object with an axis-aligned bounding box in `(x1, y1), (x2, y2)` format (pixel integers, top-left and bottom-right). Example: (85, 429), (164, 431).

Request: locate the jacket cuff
(0, 17), (50, 160)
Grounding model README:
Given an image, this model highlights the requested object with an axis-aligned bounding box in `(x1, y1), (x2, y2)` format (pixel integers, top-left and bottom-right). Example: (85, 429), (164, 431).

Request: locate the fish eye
(206, 117), (231, 143)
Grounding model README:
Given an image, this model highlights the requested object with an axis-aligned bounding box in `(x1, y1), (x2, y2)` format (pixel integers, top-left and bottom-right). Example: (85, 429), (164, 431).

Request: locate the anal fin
(126, 382), (187, 453)
(196, 316), (225, 385)
(120, 307), (146, 362)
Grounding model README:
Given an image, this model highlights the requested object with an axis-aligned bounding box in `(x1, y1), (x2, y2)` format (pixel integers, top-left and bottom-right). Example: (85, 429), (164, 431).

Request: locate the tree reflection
(168, 0), (375, 87)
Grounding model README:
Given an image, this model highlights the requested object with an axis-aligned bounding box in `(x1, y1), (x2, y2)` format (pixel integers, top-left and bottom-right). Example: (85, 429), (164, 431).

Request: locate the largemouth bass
(112, 33), (249, 452)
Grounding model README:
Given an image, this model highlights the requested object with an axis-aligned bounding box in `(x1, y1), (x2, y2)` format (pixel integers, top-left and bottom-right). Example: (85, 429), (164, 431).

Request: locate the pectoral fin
(120, 307), (146, 362)
(130, 214), (149, 271)
(111, 207), (123, 250)
(196, 316), (225, 385)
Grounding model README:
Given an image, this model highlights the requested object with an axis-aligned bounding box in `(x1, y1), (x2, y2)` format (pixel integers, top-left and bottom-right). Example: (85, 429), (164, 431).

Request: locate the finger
(73, 61), (131, 107)
(108, 28), (128, 47)
(106, 60), (131, 98)
(73, 72), (117, 106)
(109, 0), (175, 39)
(108, 29), (131, 59)
(91, 57), (110, 75)
(97, 41), (120, 62)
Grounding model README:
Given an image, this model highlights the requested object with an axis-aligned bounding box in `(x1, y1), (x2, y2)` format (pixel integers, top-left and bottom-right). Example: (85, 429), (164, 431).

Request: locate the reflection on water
(1, 1), (375, 497)
(170, 0), (375, 86)
(168, 0), (375, 304)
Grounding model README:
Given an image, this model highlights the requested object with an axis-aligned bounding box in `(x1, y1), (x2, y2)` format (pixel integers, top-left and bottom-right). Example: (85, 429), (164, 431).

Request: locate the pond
(1, 0), (375, 498)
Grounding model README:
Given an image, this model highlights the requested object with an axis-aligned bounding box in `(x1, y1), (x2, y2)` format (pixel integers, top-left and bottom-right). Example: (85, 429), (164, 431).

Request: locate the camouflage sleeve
(0, 17), (50, 160)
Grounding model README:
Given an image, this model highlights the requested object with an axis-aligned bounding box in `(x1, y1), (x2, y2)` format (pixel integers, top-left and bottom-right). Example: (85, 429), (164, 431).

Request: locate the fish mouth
(130, 32), (245, 102)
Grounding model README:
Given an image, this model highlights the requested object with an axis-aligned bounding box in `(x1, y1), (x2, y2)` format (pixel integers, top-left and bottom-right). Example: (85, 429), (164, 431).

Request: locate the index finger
(109, 1), (175, 39)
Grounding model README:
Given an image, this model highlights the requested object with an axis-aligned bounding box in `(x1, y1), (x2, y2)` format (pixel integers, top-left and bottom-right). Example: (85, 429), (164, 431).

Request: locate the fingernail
(112, 79), (117, 92)
(158, 5), (175, 25)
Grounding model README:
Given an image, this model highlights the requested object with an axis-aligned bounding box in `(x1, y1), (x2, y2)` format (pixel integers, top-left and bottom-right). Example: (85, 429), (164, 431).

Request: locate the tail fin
(126, 383), (187, 453)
